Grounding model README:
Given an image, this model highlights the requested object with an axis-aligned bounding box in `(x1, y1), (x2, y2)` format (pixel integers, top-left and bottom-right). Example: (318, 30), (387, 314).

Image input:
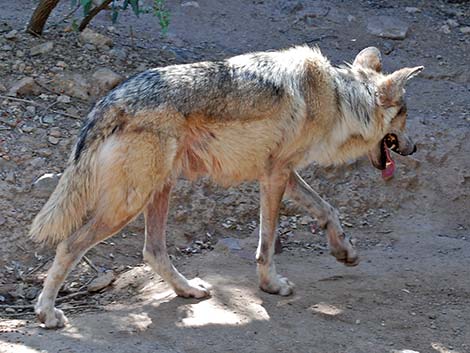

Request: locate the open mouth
(380, 134), (399, 180)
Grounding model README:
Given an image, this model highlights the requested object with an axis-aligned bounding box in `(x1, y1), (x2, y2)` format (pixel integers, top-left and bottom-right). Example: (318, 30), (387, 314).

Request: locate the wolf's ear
(353, 47), (382, 72)
(378, 66), (424, 107)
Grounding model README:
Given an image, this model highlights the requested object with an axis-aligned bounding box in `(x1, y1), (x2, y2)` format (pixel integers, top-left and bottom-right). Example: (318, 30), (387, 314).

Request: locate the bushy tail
(30, 155), (96, 245)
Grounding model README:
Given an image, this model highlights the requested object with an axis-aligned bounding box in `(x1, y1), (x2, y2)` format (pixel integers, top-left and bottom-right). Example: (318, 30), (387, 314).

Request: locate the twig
(61, 304), (101, 311)
(0, 95), (81, 120)
(130, 25), (135, 48)
(0, 290), (90, 311)
(78, 0), (113, 31)
(0, 95), (43, 107)
(24, 256), (53, 277)
(40, 100), (59, 124)
(306, 34), (338, 44)
(83, 256), (99, 273)
(0, 304), (34, 309)
(52, 4), (81, 26)
(0, 312), (35, 318)
(45, 108), (80, 120)
(78, 275), (97, 292)
(34, 81), (55, 94)
(0, 304), (101, 318)
(56, 290), (89, 303)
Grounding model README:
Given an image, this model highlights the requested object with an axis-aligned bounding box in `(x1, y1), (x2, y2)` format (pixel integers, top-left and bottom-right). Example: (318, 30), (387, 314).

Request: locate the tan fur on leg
(143, 184), (210, 298)
(256, 170), (294, 296)
(285, 171), (359, 266)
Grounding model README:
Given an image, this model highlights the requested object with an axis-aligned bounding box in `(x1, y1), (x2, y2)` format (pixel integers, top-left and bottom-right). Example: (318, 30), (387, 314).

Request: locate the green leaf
(80, 0), (92, 16)
(153, 0), (170, 35)
(129, 0), (139, 16)
(111, 1), (119, 23)
(71, 18), (79, 32)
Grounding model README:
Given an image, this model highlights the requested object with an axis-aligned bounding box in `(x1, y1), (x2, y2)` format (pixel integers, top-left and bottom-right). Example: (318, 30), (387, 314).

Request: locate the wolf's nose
(410, 144), (417, 155)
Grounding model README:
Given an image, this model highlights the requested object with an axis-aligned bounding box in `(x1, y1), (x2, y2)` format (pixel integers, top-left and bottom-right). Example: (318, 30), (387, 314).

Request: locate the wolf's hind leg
(143, 183), (210, 298)
(256, 171), (294, 296)
(285, 171), (359, 266)
(35, 216), (135, 329)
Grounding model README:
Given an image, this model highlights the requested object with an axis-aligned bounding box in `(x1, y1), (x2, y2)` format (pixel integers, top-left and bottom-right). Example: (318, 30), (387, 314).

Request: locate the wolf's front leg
(285, 171), (359, 266)
(256, 171), (294, 296)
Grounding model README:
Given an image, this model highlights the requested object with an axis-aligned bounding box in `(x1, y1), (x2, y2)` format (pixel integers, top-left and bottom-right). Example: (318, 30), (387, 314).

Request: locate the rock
(79, 28), (113, 48)
(382, 41), (395, 55)
(57, 95), (71, 103)
(0, 83), (6, 93)
(56, 60), (68, 68)
(48, 136), (60, 145)
(280, 0), (303, 14)
(0, 215), (6, 226)
(49, 127), (62, 138)
(108, 48), (128, 61)
(22, 125), (34, 133)
(405, 7), (420, 14)
(30, 41), (54, 56)
(215, 237), (242, 253)
(446, 19), (459, 28)
(0, 22), (12, 33)
(5, 307), (15, 314)
(51, 72), (91, 100)
(87, 271), (115, 292)
(29, 157), (45, 168)
(25, 287), (40, 300)
(439, 24), (451, 34)
(33, 173), (60, 196)
(367, 16), (409, 40)
(4, 29), (18, 40)
(8, 77), (41, 96)
(42, 114), (55, 124)
(181, 1), (200, 8)
(300, 215), (313, 225)
(91, 68), (123, 97)
(460, 26), (470, 35)
(5, 171), (15, 183)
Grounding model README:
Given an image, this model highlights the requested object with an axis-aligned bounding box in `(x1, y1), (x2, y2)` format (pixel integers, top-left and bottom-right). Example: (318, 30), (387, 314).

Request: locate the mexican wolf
(30, 45), (422, 328)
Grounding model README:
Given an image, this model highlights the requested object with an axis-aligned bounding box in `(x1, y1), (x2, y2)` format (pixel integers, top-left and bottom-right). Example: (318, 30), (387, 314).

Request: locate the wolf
(30, 46), (422, 328)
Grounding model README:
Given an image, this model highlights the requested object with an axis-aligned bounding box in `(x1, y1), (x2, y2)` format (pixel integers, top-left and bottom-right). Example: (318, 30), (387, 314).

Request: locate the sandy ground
(1, 1), (469, 352)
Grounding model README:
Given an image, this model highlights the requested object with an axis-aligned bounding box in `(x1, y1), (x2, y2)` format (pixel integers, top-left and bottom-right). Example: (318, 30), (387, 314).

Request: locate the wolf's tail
(30, 154), (97, 245)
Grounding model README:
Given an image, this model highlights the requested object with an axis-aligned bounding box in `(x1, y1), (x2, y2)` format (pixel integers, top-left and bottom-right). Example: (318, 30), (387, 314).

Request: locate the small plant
(153, 0), (170, 35)
(28, 0), (170, 36)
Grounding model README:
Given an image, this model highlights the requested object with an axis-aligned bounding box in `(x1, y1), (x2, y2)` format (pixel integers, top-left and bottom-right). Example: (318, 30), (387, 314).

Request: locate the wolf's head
(351, 47), (423, 179)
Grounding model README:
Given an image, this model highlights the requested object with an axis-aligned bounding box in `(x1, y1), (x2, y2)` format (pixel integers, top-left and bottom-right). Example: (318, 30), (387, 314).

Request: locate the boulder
(367, 16), (409, 40)
(8, 77), (41, 96)
(30, 41), (54, 56)
(79, 28), (113, 48)
(51, 72), (91, 100)
(91, 68), (123, 97)
(33, 173), (60, 197)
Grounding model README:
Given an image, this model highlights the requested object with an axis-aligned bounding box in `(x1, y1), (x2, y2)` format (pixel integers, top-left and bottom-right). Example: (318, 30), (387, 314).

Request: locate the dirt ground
(1, 0), (469, 352)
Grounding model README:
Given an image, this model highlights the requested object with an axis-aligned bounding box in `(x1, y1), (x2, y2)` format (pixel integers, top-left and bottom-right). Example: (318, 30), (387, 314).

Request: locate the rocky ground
(0, 1), (469, 353)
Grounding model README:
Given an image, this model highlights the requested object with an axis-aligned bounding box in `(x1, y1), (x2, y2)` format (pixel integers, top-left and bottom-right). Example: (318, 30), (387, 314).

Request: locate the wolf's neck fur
(333, 67), (377, 138)
(304, 66), (382, 166)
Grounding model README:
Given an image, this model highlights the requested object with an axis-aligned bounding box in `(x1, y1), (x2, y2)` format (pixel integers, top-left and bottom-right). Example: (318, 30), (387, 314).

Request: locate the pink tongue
(381, 147), (395, 180)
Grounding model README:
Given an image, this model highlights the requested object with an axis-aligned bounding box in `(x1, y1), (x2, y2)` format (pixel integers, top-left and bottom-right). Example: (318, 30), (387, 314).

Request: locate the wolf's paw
(260, 275), (295, 296)
(36, 306), (68, 329)
(330, 234), (359, 267)
(174, 278), (211, 299)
